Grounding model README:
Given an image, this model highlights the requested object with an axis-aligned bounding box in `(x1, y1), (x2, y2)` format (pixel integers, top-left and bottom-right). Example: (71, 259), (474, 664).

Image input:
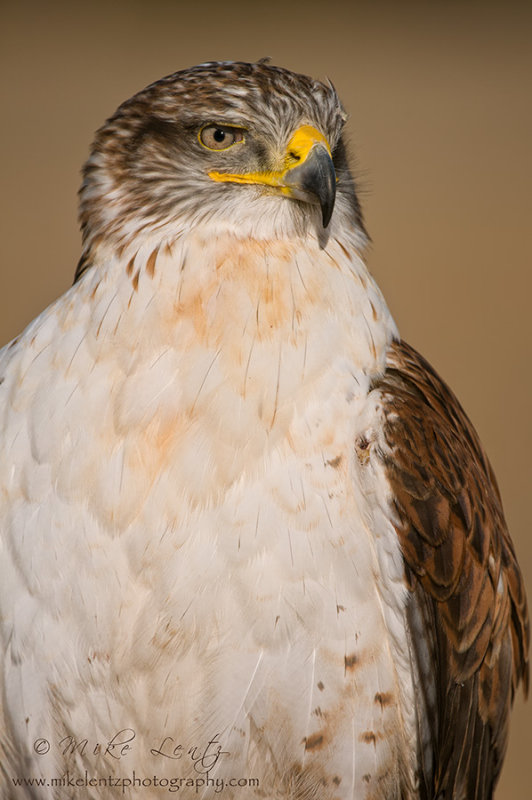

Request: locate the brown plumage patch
(337, 240), (351, 260)
(372, 338), (529, 798)
(326, 455), (342, 469)
(374, 691), (393, 709)
(355, 434), (371, 465)
(360, 731), (377, 746)
(303, 732), (325, 751)
(146, 247), (158, 277)
(344, 653), (358, 671)
(132, 269), (140, 292)
(74, 252), (90, 283)
(126, 255), (135, 276)
(317, 681), (325, 692)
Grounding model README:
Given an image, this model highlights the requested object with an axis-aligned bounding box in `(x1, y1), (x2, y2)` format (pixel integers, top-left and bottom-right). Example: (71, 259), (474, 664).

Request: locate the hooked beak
(282, 141), (336, 228)
(208, 124), (337, 228)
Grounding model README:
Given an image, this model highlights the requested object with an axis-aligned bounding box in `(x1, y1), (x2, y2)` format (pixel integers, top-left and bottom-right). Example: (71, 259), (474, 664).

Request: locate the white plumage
(1, 222), (417, 797)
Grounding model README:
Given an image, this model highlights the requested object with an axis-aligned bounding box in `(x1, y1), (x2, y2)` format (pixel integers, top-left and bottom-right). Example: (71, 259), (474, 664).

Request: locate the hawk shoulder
(372, 338), (529, 799)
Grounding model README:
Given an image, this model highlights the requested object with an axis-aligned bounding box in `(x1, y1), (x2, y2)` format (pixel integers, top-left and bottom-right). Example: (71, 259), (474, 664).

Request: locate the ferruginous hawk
(0, 61), (528, 800)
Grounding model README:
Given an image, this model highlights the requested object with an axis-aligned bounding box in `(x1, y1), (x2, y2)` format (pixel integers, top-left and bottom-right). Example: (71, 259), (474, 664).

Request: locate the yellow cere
(208, 125), (331, 190)
(285, 125), (331, 164)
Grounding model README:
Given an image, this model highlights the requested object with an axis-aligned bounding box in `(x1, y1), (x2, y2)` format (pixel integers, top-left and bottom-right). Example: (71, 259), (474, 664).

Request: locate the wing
(373, 339), (529, 800)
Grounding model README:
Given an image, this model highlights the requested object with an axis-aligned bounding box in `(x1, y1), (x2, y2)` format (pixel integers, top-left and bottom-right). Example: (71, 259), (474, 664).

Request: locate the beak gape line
(208, 125), (337, 228)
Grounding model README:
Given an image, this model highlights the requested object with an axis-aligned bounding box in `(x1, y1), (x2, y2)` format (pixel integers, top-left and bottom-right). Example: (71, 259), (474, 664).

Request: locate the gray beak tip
(283, 144), (337, 228)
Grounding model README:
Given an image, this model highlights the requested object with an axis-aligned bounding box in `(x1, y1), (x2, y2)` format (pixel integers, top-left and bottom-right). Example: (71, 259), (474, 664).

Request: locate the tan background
(1, 0), (530, 795)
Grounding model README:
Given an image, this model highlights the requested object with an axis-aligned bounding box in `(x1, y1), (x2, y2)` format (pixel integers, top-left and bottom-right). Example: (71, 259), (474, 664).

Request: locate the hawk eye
(199, 125), (244, 151)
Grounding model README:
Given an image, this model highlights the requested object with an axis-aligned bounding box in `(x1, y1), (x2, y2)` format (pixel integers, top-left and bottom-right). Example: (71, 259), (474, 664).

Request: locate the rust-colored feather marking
(374, 691), (393, 708)
(90, 281), (101, 300)
(304, 731), (325, 751)
(146, 247), (158, 278)
(373, 338), (529, 800)
(360, 731), (378, 746)
(344, 653), (358, 672)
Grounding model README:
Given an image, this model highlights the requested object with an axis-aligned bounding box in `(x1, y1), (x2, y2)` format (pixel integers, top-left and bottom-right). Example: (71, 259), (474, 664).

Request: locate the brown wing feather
(373, 339), (528, 799)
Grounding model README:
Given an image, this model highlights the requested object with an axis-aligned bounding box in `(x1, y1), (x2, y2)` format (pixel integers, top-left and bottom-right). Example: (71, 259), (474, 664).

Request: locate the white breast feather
(0, 226), (420, 799)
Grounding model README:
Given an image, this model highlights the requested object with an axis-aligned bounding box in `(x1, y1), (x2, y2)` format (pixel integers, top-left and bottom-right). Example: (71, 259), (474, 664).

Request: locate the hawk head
(78, 61), (366, 265)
